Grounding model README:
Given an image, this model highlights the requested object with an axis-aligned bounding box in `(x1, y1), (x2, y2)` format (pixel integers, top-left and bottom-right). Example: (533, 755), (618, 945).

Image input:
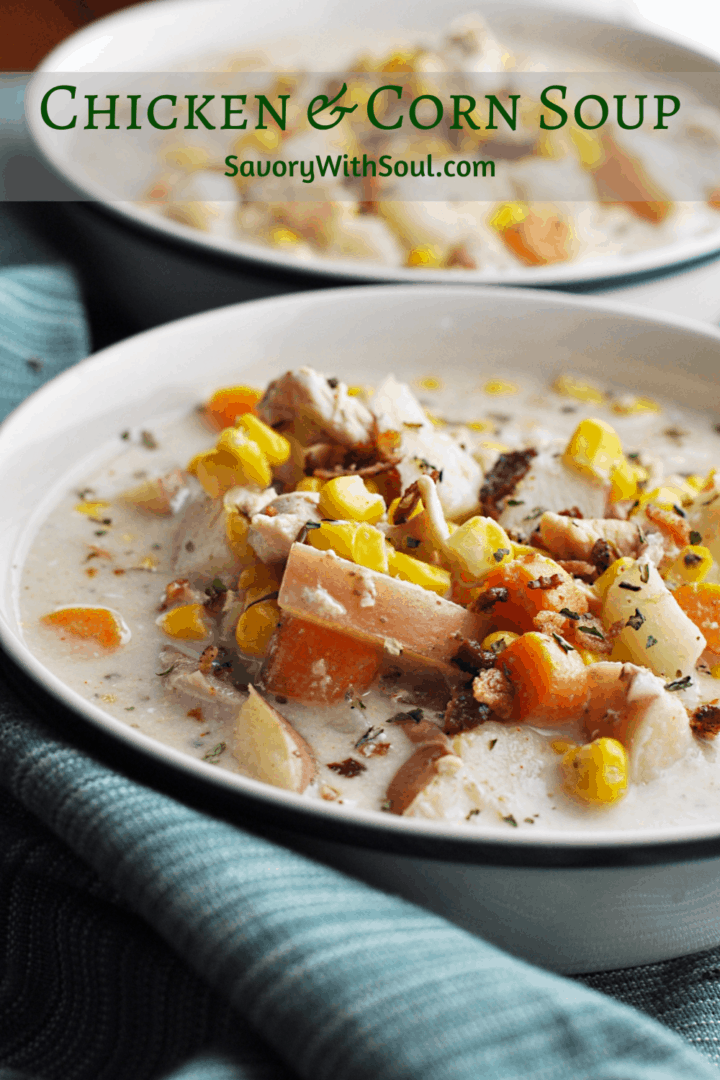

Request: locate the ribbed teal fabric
(0, 262), (718, 1080)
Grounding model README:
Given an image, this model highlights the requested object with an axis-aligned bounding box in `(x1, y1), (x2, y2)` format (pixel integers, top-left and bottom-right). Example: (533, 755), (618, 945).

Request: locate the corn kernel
(424, 410), (446, 427)
(466, 420), (494, 433)
(416, 376), (443, 391)
(560, 737), (628, 805)
(295, 476), (324, 493)
(611, 395), (661, 415)
(319, 475), (385, 524)
(224, 496), (251, 560)
(552, 374), (605, 405)
(711, 665), (720, 679)
(667, 545), (713, 585)
(631, 484), (691, 514)
(352, 523), (389, 573)
(563, 417), (625, 482)
(609, 456), (638, 503)
(479, 440), (510, 454)
(685, 474), (707, 493)
(216, 428), (273, 488)
(239, 562), (282, 606)
(483, 379), (518, 396)
(445, 516), (513, 583)
(191, 450), (243, 499)
(157, 603), (211, 641)
(510, 542), (537, 559)
(388, 549), (451, 595)
(269, 226), (303, 247)
(570, 127), (605, 169)
(235, 599), (280, 657)
(406, 245), (443, 269)
(482, 630), (519, 652)
(74, 500), (111, 517)
(236, 413), (291, 467)
(594, 556), (634, 602)
(489, 201), (528, 232)
(307, 521), (358, 562)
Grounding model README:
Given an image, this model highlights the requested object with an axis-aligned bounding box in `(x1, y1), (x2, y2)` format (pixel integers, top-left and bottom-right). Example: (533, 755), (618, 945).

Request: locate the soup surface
(101, 13), (720, 275)
(20, 365), (720, 831)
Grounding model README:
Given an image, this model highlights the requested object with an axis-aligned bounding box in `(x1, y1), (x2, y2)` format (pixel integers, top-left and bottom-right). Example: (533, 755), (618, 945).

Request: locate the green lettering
(574, 94), (608, 130)
(539, 85), (567, 130)
(185, 94), (215, 130)
(222, 94), (247, 130)
(147, 95), (177, 130)
(40, 84), (76, 130)
(367, 85), (403, 130)
(256, 94), (289, 130)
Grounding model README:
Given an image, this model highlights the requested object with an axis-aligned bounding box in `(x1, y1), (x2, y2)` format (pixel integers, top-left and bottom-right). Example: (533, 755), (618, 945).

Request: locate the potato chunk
(277, 543), (490, 673)
(233, 685), (316, 792)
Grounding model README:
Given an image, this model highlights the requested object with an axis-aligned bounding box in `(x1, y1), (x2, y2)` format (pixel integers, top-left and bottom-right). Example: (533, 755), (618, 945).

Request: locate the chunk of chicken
(583, 662), (693, 782)
(537, 512), (645, 563)
(158, 646), (248, 726)
(248, 492), (322, 565)
(257, 367), (375, 447)
(172, 494), (244, 583)
(496, 451), (609, 540)
(396, 426), (483, 521)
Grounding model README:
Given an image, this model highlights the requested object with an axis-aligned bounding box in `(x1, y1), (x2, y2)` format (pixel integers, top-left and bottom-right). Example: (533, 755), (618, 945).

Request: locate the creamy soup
(19, 366), (720, 831)
(115, 13), (720, 275)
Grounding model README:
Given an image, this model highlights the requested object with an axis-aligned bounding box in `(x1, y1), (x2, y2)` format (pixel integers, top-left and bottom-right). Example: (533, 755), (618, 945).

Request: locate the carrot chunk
(476, 553), (589, 634)
(674, 583), (720, 653)
(203, 385), (263, 431)
(500, 631), (588, 727)
(41, 607), (126, 650)
(261, 615), (380, 704)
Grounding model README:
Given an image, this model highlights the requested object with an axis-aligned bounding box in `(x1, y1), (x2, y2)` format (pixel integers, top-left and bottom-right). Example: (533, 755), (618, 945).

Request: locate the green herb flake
(466, 809), (481, 820)
(690, 531), (703, 546)
(551, 632), (574, 653)
(626, 609), (645, 632)
(155, 663), (177, 677)
(579, 625), (605, 641)
(646, 635), (658, 648)
(203, 741), (226, 763)
(664, 676), (692, 692)
(124, 706), (135, 712)
(640, 563), (650, 584)
(488, 738), (497, 750)
(140, 430), (158, 450)
(506, 499), (524, 507)
(502, 814), (518, 827)
(559, 608), (580, 621)
(493, 547), (510, 562)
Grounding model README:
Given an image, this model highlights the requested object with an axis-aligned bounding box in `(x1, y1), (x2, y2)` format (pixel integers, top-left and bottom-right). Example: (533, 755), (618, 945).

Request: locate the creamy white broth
(108, 17), (720, 276)
(18, 369), (720, 831)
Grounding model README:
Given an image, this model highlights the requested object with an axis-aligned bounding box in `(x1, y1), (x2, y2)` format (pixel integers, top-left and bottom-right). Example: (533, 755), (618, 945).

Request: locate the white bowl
(25, 0), (720, 330)
(4, 284), (720, 973)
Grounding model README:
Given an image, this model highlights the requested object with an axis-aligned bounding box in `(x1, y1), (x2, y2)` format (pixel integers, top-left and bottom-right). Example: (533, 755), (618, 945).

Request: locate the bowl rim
(25, 0), (720, 290)
(6, 281), (720, 868)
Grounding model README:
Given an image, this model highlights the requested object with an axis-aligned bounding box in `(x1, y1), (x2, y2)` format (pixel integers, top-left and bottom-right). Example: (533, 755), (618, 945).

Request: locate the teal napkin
(0, 260), (718, 1080)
